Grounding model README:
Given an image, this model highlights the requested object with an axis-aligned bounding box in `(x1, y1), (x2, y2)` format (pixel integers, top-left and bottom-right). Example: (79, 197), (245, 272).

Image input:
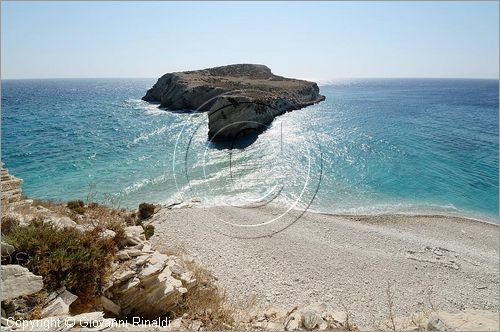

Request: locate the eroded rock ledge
(143, 64), (325, 140)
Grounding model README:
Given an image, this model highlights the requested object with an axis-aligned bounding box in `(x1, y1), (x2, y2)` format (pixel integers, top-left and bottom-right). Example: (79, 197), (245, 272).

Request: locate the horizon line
(1, 76), (498, 81)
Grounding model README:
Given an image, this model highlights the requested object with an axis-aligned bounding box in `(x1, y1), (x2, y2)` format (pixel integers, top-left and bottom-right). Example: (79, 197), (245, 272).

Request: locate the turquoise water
(1, 78), (498, 222)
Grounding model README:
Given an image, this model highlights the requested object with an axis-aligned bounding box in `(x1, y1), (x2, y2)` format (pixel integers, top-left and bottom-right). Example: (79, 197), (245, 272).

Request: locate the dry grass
(32, 199), (136, 226)
(1, 215), (20, 235)
(25, 291), (49, 320)
(363, 284), (439, 331)
(30, 199), (134, 248)
(70, 296), (102, 316)
(385, 283), (397, 331)
(74, 202), (136, 227)
(31, 199), (69, 216)
(340, 299), (358, 331)
(160, 248), (254, 330)
(1, 290), (48, 321)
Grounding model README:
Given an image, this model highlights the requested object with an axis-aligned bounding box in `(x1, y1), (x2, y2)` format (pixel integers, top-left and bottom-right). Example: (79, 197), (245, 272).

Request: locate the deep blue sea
(1, 78), (498, 222)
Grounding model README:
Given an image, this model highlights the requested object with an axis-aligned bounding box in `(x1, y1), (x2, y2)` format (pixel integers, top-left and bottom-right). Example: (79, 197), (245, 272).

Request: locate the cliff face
(1, 163), (31, 210)
(143, 64), (325, 140)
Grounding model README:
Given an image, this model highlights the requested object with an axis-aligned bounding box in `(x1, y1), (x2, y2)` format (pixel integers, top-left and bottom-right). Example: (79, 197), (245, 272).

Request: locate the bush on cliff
(138, 202), (155, 220)
(1, 216), (20, 235)
(172, 254), (237, 330)
(4, 220), (115, 299)
(67, 200), (85, 214)
(144, 224), (155, 239)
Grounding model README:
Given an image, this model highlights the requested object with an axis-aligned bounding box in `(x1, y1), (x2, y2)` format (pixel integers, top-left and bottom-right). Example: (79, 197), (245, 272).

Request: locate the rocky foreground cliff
(143, 64), (325, 139)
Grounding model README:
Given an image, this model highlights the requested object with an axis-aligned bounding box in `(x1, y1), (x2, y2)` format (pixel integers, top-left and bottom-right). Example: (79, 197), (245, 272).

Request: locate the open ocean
(1, 78), (498, 222)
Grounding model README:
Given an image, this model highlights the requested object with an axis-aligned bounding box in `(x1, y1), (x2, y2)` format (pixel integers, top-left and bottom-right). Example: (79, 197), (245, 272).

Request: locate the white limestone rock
(114, 268), (136, 283)
(189, 319), (202, 331)
(1, 242), (15, 256)
(123, 248), (142, 257)
(1, 265), (43, 301)
(46, 216), (77, 229)
(100, 295), (121, 316)
(116, 251), (130, 261)
(106, 250), (194, 318)
(41, 288), (78, 318)
(143, 64), (325, 140)
(285, 315), (300, 331)
(168, 262), (186, 276)
(99, 229), (116, 240)
(124, 225), (146, 246)
(302, 310), (321, 330)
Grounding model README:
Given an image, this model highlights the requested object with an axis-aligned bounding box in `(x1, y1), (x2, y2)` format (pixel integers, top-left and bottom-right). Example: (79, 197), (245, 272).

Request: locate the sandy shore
(149, 205), (498, 327)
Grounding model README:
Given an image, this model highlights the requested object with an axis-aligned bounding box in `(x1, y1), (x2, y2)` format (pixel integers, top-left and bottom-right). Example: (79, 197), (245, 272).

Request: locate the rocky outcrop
(242, 304), (351, 331)
(0, 166), (77, 231)
(143, 64), (325, 139)
(1, 265), (43, 301)
(1, 242), (15, 256)
(1, 164), (31, 210)
(0, 166), (198, 324)
(102, 226), (197, 319)
(41, 288), (78, 318)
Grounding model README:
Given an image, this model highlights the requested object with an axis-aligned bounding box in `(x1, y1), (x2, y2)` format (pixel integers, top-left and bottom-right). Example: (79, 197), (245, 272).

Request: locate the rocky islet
(143, 64), (325, 140)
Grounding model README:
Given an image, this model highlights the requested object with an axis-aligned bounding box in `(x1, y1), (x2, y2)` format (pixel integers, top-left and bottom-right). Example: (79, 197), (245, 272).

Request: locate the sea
(1, 78), (498, 223)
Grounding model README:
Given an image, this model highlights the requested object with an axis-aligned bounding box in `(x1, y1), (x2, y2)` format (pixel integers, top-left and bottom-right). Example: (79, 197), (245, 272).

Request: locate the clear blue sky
(1, 1), (498, 80)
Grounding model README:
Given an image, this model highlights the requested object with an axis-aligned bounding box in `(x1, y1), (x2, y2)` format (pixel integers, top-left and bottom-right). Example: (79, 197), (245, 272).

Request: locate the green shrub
(138, 203), (155, 220)
(4, 222), (115, 298)
(1, 216), (19, 235)
(144, 224), (155, 240)
(67, 200), (85, 214)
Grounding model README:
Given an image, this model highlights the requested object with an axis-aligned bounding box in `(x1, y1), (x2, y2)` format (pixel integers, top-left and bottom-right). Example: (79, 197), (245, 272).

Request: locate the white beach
(150, 205), (499, 327)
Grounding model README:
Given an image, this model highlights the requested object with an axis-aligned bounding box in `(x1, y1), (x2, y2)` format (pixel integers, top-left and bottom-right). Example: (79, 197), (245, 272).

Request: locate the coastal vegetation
(0, 170), (244, 330)
(3, 219), (115, 298)
(138, 202), (156, 220)
(144, 224), (155, 239)
(0, 196), (242, 329)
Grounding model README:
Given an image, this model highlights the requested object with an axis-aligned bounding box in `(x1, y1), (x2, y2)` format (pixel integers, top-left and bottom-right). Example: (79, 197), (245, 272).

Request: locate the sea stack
(143, 64), (325, 140)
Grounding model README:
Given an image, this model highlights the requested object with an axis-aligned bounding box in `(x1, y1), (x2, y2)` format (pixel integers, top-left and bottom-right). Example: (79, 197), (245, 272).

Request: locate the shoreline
(19, 190), (500, 225)
(320, 211), (499, 227)
(163, 198), (499, 226)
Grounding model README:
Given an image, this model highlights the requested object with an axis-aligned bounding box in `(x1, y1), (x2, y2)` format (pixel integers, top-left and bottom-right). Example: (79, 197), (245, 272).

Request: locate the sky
(1, 1), (498, 80)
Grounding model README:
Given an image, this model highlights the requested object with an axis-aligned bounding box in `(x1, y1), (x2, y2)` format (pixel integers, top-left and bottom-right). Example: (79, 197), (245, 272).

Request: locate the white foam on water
(144, 108), (169, 116)
(132, 125), (168, 144)
(121, 173), (172, 196)
(124, 98), (168, 116)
